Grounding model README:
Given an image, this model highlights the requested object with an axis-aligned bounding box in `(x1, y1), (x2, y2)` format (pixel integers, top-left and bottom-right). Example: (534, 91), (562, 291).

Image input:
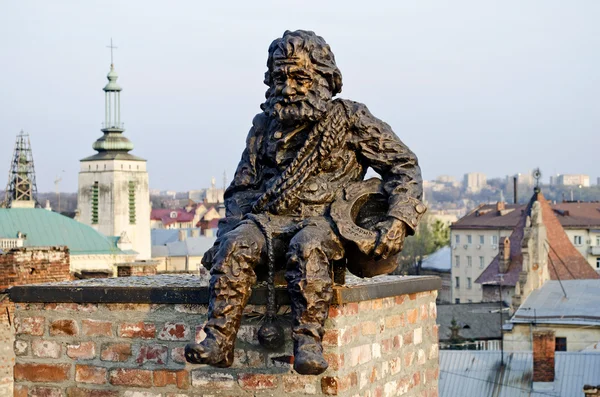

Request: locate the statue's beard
(262, 84), (332, 125)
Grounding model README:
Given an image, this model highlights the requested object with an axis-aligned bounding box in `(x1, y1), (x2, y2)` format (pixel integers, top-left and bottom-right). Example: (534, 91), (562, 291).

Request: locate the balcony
(589, 246), (600, 256)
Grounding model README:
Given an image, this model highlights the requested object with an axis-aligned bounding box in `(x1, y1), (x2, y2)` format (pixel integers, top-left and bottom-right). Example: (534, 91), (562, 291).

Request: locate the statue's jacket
(219, 98), (426, 240)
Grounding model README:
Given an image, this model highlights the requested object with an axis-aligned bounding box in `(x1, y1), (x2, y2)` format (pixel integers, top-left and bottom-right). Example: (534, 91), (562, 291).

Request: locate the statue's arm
(350, 102), (426, 236)
(218, 114), (265, 236)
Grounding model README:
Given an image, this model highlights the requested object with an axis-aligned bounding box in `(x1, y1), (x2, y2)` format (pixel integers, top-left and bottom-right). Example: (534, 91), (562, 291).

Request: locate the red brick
(328, 305), (342, 318)
(190, 372), (235, 389)
(76, 365), (107, 384)
(385, 314), (405, 329)
(67, 341), (96, 360)
(82, 319), (112, 337)
(15, 316), (44, 335)
(342, 302), (359, 316)
(100, 343), (131, 361)
(404, 351), (415, 367)
(361, 321), (378, 335)
(381, 338), (393, 354)
(404, 330), (413, 345)
(395, 294), (407, 305)
(372, 298), (384, 310)
(32, 339), (61, 358)
(50, 319), (79, 336)
(29, 387), (63, 397)
(136, 344), (168, 365)
(358, 300), (372, 311)
(409, 293), (417, 300)
(14, 363), (71, 382)
(420, 304), (429, 320)
(171, 346), (186, 364)
(413, 371), (421, 387)
(321, 376), (339, 395)
(238, 373), (278, 390)
(393, 335), (403, 349)
(322, 329), (340, 346)
(323, 352), (344, 371)
(109, 368), (152, 387)
(66, 388), (119, 397)
(407, 308), (419, 324)
(282, 375), (318, 393)
(158, 322), (190, 341)
(153, 370), (189, 389)
(118, 322), (156, 338)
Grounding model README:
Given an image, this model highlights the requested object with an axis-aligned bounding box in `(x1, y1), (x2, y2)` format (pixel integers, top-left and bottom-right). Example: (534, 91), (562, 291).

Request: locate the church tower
(77, 53), (151, 259)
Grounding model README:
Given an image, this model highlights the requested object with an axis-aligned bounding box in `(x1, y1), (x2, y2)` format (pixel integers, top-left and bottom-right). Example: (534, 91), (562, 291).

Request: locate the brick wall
(10, 275), (440, 397)
(1, 246), (72, 397)
(116, 264), (158, 277)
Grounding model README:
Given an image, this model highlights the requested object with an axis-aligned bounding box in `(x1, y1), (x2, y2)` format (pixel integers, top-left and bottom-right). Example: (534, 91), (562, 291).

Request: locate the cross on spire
(106, 38), (118, 65)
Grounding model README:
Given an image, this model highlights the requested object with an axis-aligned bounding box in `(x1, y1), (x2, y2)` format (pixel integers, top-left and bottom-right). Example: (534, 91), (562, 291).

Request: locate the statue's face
(265, 49), (332, 125)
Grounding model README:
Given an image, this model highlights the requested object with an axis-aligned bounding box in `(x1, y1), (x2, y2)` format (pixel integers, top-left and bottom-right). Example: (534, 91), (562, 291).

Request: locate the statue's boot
(185, 224), (262, 367)
(286, 223), (340, 375)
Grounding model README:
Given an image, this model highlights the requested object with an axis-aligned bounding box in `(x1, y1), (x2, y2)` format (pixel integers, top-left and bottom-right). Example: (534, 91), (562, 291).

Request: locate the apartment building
(450, 199), (600, 303)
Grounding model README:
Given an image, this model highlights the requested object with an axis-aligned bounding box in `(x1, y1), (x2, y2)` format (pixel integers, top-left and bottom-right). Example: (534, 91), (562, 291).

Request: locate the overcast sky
(1, 1), (599, 192)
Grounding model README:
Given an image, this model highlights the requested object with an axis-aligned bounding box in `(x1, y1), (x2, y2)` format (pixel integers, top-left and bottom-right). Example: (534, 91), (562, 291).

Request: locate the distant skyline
(2, 1), (600, 192)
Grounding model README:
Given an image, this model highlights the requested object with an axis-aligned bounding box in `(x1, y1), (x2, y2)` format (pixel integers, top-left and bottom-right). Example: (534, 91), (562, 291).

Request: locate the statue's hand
(373, 218), (407, 260)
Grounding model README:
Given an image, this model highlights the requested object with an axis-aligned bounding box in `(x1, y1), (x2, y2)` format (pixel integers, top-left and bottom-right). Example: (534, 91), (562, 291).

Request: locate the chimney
(498, 237), (511, 273)
(496, 201), (505, 212)
(191, 229), (200, 238)
(513, 176), (518, 204)
(178, 230), (187, 242)
(533, 330), (555, 383)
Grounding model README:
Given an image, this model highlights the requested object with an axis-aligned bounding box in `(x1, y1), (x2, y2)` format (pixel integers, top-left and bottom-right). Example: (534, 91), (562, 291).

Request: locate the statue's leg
(286, 220), (344, 375)
(185, 222), (265, 367)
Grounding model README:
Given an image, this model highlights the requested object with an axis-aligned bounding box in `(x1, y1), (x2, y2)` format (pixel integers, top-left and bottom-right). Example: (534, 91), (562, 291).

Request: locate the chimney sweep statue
(185, 30), (425, 375)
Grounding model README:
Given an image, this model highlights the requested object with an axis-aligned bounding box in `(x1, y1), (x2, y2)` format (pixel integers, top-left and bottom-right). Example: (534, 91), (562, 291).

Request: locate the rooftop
(512, 280), (600, 326)
(437, 302), (504, 341)
(476, 191), (599, 286)
(452, 200), (600, 230)
(421, 246), (451, 272)
(440, 350), (600, 397)
(0, 208), (128, 256)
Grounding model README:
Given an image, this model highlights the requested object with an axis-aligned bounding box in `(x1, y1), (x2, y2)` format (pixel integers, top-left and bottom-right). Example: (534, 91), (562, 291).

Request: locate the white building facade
(77, 62), (151, 259)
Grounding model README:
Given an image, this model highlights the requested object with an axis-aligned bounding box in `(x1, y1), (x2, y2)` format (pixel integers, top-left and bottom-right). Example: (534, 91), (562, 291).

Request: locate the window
(467, 256), (472, 267)
(455, 277), (460, 288)
(574, 236), (583, 246)
(455, 234), (460, 244)
(596, 237), (600, 246)
(91, 182), (99, 224)
(128, 181), (136, 224)
(455, 298), (460, 304)
(467, 235), (472, 244)
(492, 235), (498, 245)
(596, 257), (600, 269)
(479, 235), (484, 244)
(479, 256), (485, 268)
(555, 337), (567, 352)
(467, 277), (472, 289)
(455, 256), (460, 267)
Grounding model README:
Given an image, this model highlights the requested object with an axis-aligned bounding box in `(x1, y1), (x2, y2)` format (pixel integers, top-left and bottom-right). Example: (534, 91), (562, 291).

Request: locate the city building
(451, 197), (600, 303)
(504, 280), (600, 352)
(552, 174), (590, 187)
(476, 190), (598, 309)
(76, 60), (151, 259)
(150, 202), (222, 230)
(463, 172), (487, 193)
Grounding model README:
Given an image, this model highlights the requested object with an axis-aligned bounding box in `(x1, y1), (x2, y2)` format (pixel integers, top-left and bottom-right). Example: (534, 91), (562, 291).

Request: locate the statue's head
(261, 30), (342, 124)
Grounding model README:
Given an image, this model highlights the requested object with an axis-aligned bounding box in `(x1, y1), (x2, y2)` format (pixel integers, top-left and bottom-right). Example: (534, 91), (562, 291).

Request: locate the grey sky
(2, 1), (599, 192)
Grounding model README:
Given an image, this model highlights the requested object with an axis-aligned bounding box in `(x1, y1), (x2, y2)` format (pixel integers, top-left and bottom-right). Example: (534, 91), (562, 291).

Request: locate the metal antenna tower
(3, 130), (39, 208)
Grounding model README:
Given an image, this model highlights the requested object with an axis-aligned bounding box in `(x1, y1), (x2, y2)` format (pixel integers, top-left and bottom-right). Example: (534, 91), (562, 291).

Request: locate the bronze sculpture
(185, 30), (425, 375)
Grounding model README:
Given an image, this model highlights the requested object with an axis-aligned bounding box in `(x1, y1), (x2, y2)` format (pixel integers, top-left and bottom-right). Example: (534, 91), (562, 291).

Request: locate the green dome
(92, 132), (134, 152)
(103, 64), (122, 91)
